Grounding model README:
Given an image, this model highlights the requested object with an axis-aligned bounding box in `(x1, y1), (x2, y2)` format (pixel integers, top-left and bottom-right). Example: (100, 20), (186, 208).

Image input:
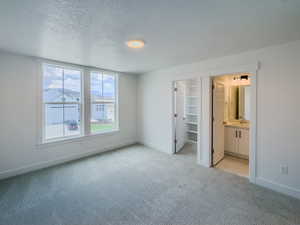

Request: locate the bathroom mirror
(228, 85), (250, 121)
(239, 86), (251, 121)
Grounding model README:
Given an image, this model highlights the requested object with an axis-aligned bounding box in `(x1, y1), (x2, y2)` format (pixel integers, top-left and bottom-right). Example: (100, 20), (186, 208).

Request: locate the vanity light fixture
(233, 75), (248, 81)
(233, 75), (250, 85)
(126, 40), (145, 49)
(240, 75), (249, 80)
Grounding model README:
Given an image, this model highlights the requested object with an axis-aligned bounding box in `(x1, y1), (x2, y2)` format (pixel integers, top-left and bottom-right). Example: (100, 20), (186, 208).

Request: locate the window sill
(88, 129), (120, 137)
(37, 129), (120, 149)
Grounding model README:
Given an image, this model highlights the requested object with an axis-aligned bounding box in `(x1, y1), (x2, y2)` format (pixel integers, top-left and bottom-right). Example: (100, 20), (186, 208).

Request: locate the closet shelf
(186, 113), (198, 116)
(187, 130), (197, 134)
(186, 122), (197, 125)
(187, 140), (197, 144)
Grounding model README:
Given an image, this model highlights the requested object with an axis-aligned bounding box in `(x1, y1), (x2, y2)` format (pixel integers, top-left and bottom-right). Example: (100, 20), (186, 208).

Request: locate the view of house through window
(90, 72), (116, 133)
(43, 64), (82, 140)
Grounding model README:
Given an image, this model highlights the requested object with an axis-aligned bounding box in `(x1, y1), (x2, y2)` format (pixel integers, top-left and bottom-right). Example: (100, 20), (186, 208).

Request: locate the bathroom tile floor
(215, 155), (249, 177)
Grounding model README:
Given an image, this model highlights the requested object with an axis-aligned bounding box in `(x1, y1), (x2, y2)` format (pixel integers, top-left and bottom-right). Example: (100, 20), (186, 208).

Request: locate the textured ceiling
(0, 0), (300, 74)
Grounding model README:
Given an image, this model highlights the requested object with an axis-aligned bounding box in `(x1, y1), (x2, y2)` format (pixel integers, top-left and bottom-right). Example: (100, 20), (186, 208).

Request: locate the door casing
(199, 63), (258, 183)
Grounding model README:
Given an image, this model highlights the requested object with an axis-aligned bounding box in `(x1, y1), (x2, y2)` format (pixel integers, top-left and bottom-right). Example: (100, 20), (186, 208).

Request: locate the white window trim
(37, 60), (119, 146)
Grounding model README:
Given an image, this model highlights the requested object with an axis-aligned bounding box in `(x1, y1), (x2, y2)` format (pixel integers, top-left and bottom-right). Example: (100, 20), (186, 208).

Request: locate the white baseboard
(0, 140), (137, 180)
(256, 177), (300, 200)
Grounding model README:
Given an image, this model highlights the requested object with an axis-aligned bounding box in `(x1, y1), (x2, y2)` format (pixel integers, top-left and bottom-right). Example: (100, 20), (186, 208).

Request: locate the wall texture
(0, 52), (138, 179)
(137, 40), (300, 198)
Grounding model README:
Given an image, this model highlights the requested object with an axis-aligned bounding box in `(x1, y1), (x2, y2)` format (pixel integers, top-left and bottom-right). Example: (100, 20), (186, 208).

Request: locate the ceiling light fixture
(126, 40), (145, 49)
(233, 74), (250, 85)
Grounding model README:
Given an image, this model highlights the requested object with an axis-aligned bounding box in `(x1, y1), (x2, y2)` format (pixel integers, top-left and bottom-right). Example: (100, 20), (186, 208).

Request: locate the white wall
(0, 52), (138, 179)
(137, 40), (300, 198)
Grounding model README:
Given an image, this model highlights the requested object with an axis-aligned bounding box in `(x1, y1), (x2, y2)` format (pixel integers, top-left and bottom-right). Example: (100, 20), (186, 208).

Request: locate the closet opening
(173, 78), (200, 161)
(211, 74), (251, 177)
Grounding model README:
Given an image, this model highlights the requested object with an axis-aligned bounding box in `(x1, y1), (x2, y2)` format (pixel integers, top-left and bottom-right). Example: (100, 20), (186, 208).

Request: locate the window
(43, 64), (82, 141)
(41, 63), (118, 143)
(90, 72), (117, 133)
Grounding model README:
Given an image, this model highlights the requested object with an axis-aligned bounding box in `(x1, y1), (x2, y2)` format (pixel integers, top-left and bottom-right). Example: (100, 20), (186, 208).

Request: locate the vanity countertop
(224, 122), (250, 130)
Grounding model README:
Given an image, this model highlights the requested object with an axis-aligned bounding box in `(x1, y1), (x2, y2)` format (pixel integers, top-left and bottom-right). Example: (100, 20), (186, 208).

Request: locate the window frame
(41, 63), (85, 143)
(89, 70), (118, 135)
(38, 61), (119, 145)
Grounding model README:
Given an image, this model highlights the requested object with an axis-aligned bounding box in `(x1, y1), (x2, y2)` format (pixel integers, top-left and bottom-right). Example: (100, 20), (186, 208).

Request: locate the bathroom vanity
(224, 123), (249, 159)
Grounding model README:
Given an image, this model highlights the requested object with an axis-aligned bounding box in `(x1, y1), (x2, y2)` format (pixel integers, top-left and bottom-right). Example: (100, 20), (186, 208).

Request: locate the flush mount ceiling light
(126, 40), (145, 49)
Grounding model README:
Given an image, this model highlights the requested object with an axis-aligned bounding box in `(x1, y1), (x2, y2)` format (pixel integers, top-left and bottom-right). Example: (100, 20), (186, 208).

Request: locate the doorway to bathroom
(211, 74), (252, 177)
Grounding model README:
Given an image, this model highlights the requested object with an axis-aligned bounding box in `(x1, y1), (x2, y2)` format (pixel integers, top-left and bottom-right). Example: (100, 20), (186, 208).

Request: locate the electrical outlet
(280, 165), (288, 175)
